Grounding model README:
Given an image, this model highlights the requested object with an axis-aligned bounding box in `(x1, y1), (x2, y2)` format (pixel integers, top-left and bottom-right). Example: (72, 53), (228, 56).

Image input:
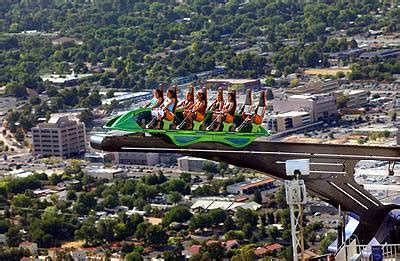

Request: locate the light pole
(285, 159), (310, 261)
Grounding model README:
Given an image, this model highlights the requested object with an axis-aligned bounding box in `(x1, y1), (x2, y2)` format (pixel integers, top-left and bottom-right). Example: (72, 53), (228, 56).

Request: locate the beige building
(32, 114), (86, 158)
(266, 111), (312, 132)
(335, 89), (369, 108)
(284, 79), (339, 95)
(272, 93), (337, 122)
(285, 80), (339, 95)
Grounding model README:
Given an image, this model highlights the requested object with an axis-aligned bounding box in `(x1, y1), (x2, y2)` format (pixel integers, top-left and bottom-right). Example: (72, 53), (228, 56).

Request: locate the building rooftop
(102, 91), (152, 105)
(206, 79), (260, 85)
(269, 111), (310, 118)
(34, 113), (82, 129)
(40, 73), (92, 84)
(207, 201), (233, 210)
(191, 200), (213, 210)
(338, 89), (368, 96)
(178, 156), (205, 161)
(191, 199), (261, 211)
(240, 178), (275, 190)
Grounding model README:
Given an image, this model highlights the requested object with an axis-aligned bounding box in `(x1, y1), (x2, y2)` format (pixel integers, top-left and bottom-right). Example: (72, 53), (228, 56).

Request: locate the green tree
(14, 128), (25, 142)
(6, 226), (22, 247)
(167, 191), (182, 205)
(202, 161), (218, 173)
(5, 82), (27, 98)
(253, 190), (262, 204)
(162, 206), (192, 226)
(144, 225), (167, 246)
(125, 252), (143, 261)
(97, 219), (116, 243)
(319, 232), (336, 254)
(79, 109), (94, 128)
(235, 208), (258, 227)
(179, 172), (191, 183)
(0, 220), (10, 233)
(222, 216), (236, 234)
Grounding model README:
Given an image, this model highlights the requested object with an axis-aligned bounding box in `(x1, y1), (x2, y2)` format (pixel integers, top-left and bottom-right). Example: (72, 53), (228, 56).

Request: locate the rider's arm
(223, 102), (233, 114)
(192, 101), (204, 112)
(164, 98), (175, 111)
(152, 97), (163, 109)
(184, 101), (194, 110)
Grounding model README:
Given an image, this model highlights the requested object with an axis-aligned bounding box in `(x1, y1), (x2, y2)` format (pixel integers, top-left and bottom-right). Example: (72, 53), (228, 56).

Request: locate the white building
(266, 111), (312, 132)
(86, 167), (125, 179)
(113, 152), (160, 165)
(102, 91), (153, 105)
(40, 72), (92, 86)
(178, 156), (205, 172)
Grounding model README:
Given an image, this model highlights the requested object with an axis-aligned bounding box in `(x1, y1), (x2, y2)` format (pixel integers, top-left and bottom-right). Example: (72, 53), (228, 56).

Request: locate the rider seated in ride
(208, 87), (224, 112)
(207, 90), (236, 131)
(236, 90), (266, 131)
(176, 85), (194, 111)
(144, 88), (163, 109)
(178, 89), (206, 130)
(146, 88), (177, 129)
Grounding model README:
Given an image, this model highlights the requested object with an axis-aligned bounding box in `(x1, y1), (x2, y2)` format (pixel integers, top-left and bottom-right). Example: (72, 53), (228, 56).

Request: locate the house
(19, 242), (38, 255)
(224, 240), (240, 251)
(48, 248), (64, 260)
(254, 243), (284, 258)
(254, 247), (268, 257)
(183, 245), (202, 259)
(110, 253), (124, 261)
(0, 234), (6, 244)
(265, 243), (284, 253)
(71, 249), (86, 261)
(190, 199), (261, 212)
(51, 37), (81, 46)
(206, 240), (221, 246)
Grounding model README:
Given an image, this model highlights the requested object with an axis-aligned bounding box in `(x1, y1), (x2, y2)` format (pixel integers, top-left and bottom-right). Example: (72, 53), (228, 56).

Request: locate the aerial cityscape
(1, 0), (400, 260)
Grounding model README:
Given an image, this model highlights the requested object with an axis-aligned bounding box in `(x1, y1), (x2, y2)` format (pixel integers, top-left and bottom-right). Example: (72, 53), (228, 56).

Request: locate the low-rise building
(359, 48), (400, 60)
(40, 73), (92, 86)
(205, 78), (261, 90)
(266, 111), (312, 132)
(71, 249), (86, 261)
(227, 178), (275, 195)
(86, 167), (125, 179)
(32, 114), (86, 158)
(0, 234), (6, 244)
(113, 151), (159, 165)
(178, 156), (205, 172)
(51, 36), (82, 46)
(19, 242), (38, 255)
(102, 91), (152, 105)
(190, 199), (261, 212)
(272, 93), (338, 122)
(335, 89), (369, 108)
(284, 79), (339, 95)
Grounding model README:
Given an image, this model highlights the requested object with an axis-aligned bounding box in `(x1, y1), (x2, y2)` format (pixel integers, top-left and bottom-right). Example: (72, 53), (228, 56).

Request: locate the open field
(304, 67), (352, 76)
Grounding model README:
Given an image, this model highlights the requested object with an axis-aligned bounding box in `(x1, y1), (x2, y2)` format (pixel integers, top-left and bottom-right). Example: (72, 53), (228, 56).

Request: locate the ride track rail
(91, 132), (400, 243)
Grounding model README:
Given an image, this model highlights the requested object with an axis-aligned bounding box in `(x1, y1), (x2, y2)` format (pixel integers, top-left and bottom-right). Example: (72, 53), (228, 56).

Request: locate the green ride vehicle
(104, 87), (269, 148)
